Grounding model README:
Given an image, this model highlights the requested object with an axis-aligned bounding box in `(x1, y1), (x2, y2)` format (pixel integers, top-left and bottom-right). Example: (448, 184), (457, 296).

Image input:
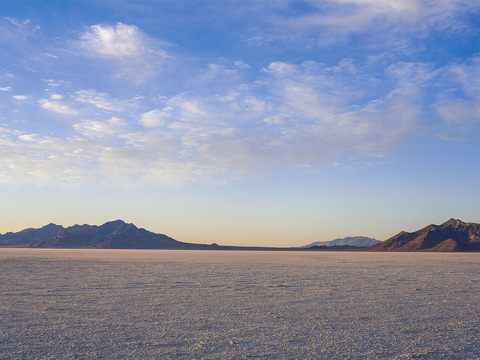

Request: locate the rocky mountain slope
(0, 223), (63, 247)
(303, 236), (380, 248)
(0, 220), (207, 249)
(367, 219), (480, 252)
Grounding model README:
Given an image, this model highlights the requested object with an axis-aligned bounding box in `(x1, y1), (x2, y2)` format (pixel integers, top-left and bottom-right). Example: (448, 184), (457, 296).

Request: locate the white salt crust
(1, 249), (479, 359)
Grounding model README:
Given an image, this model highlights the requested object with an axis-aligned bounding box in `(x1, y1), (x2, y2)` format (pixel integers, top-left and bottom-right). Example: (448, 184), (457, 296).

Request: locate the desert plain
(1, 249), (479, 359)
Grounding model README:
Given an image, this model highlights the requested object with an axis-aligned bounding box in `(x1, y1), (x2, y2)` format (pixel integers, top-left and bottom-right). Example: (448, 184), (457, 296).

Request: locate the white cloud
(140, 108), (172, 127)
(18, 134), (40, 142)
(242, 97), (266, 112)
(39, 99), (78, 115)
(333, 0), (420, 14)
(1, 1), (479, 188)
(268, 0), (480, 52)
(2, 51), (479, 186)
(6, 17), (30, 27)
(434, 55), (480, 139)
(263, 115), (285, 126)
(0, 134), (100, 185)
(234, 60), (251, 69)
(78, 23), (169, 83)
(4, 17), (40, 32)
(43, 79), (72, 88)
(167, 95), (209, 121)
(436, 99), (480, 139)
(74, 117), (127, 138)
(74, 89), (130, 111)
(258, 60), (428, 163)
(82, 23), (143, 57)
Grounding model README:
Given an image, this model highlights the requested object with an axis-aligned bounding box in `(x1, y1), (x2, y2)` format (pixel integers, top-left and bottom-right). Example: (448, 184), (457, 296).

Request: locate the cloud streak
(242, 0), (480, 56)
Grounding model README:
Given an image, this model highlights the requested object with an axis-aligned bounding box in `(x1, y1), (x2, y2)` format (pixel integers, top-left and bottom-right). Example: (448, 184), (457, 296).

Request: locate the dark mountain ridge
(367, 218), (480, 252)
(0, 220), (206, 249)
(0, 223), (63, 247)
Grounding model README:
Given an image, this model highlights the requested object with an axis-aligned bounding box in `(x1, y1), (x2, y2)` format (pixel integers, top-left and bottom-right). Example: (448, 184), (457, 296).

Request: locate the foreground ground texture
(1, 249), (479, 359)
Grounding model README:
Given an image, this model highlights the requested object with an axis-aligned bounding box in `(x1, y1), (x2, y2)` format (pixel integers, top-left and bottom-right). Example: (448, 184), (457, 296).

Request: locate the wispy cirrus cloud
(328, 0), (420, 17)
(301, 0), (478, 31)
(434, 55), (480, 140)
(242, 0), (480, 57)
(4, 17), (40, 32)
(74, 89), (134, 112)
(1, 8), (480, 187)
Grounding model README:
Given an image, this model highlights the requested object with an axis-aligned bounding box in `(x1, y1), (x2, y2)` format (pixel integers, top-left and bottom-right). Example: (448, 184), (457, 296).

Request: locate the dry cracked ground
(1, 249), (480, 359)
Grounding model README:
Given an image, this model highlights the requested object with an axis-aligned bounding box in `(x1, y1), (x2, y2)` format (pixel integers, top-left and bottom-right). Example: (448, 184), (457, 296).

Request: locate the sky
(1, 0), (480, 247)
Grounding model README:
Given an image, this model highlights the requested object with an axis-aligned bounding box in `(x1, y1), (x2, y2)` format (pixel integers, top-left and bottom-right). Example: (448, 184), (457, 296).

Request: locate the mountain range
(0, 220), (371, 250)
(1, 218), (479, 251)
(367, 218), (480, 252)
(0, 220), (317, 250)
(303, 236), (380, 248)
(0, 220), (210, 249)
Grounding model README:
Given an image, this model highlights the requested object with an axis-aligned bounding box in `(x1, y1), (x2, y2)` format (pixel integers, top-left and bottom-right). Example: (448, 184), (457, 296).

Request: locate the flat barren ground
(1, 249), (479, 359)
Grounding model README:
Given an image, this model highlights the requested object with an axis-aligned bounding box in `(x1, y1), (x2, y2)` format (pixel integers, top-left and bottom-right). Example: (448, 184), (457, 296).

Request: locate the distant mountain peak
(97, 219), (133, 234)
(443, 218), (464, 225)
(41, 223), (63, 233)
(43, 222), (60, 228)
(101, 219), (129, 227)
(303, 236), (380, 248)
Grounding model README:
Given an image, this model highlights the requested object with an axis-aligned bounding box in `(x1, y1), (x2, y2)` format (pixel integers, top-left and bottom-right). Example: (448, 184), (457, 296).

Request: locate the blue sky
(1, 0), (480, 246)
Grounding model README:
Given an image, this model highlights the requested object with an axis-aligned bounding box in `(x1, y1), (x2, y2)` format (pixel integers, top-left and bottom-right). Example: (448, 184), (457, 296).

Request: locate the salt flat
(1, 249), (479, 359)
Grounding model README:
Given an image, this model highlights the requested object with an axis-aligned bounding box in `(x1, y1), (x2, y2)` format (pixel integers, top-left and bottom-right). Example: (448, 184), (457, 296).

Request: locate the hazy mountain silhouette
(303, 236), (379, 248)
(367, 219), (480, 252)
